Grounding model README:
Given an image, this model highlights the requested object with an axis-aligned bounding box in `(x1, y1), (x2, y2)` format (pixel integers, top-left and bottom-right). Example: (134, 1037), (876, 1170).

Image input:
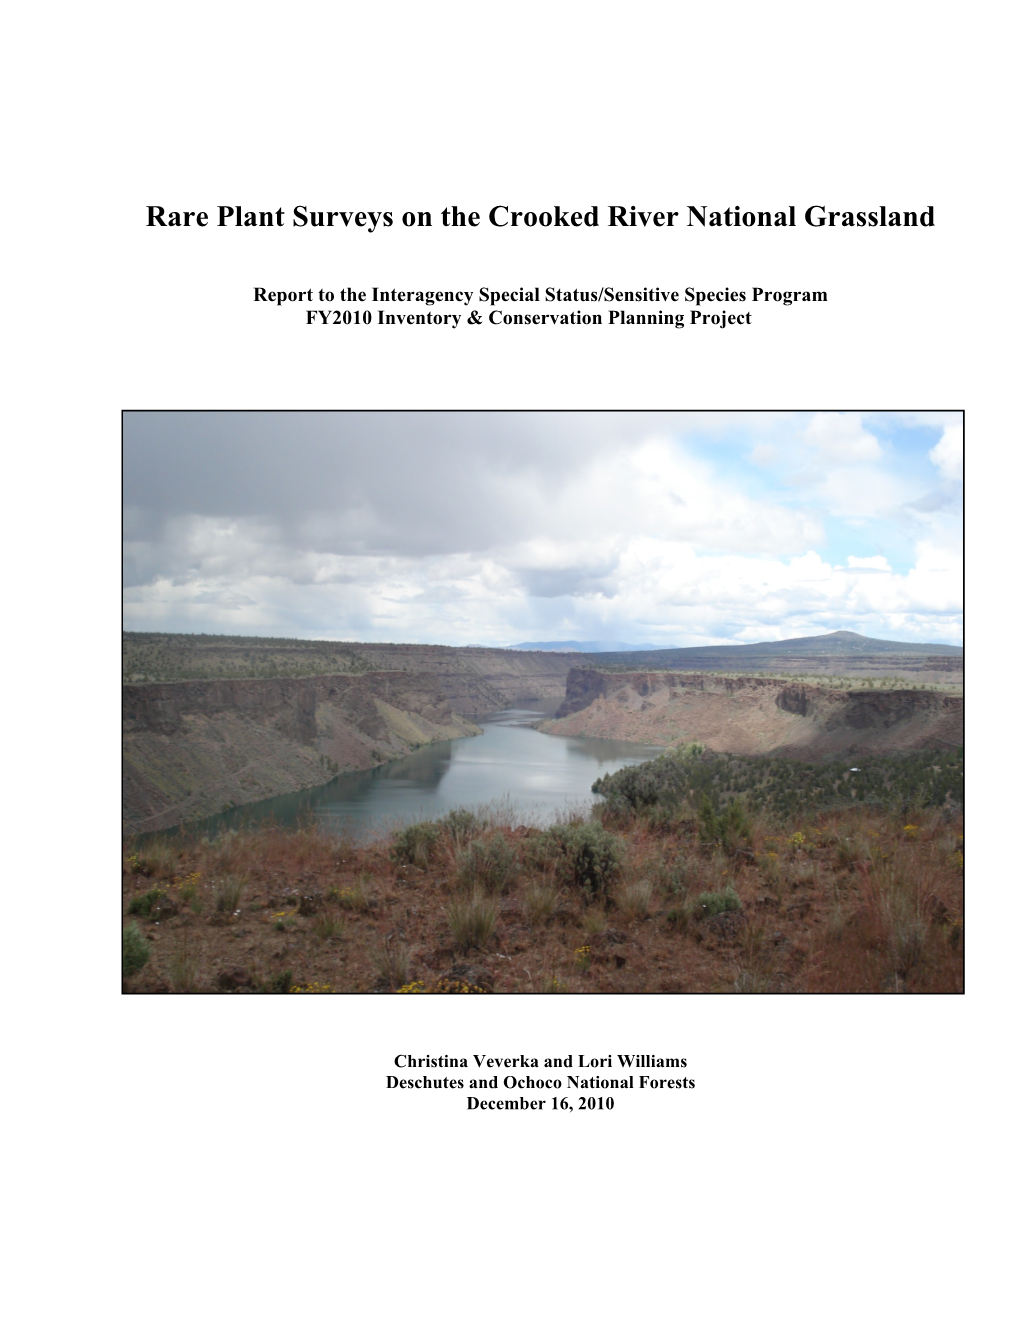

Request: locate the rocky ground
(122, 799), (964, 995)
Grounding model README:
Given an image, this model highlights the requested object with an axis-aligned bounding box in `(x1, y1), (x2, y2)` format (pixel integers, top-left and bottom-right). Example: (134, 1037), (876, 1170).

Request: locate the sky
(122, 411), (963, 648)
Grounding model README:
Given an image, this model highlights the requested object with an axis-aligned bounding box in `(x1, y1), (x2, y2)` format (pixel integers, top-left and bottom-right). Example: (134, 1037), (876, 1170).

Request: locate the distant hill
(590, 631), (962, 677)
(506, 640), (670, 653)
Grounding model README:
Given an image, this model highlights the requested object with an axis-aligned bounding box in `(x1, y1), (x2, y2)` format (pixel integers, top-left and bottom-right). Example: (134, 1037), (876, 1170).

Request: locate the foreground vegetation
(594, 745), (963, 823)
(123, 749), (963, 994)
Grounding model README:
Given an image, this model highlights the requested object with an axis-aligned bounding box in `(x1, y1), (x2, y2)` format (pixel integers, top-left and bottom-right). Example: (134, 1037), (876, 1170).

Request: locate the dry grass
(124, 805), (963, 994)
(581, 906), (608, 935)
(446, 891), (499, 950)
(371, 938), (412, 987)
(167, 931), (200, 993)
(213, 873), (247, 913)
(522, 882), (560, 924)
(312, 911), (345, 941)
(614, 877), (654, 921)
(332, 876), (371, 911)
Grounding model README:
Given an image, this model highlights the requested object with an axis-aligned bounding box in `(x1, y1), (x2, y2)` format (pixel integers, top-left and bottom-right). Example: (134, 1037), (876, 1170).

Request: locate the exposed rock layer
(123, 635), (579, 715)
(543, 669), (963, 761)
(123, 674), (480, 833)
(343, 646), (578, 714)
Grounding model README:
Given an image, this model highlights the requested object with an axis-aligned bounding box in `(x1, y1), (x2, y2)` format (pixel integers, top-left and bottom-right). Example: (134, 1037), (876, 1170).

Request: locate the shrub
(698, 797), (751, 853)
(446, 891), (499, 950)
(457, 833), (519, 893)
(660, 855), (695, 895)
(122, 923), (150, 978)
(127, 887), (165, 919)
(547, 821), (622, 898)
(695, 887), (742, 918)
(439, 808), (481, 847)
(391, 821), (442, 869)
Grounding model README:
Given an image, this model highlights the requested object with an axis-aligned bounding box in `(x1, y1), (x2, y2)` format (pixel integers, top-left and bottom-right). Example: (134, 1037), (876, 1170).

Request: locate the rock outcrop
(123, 673), (480, 833)
(542, 669), (962, 761)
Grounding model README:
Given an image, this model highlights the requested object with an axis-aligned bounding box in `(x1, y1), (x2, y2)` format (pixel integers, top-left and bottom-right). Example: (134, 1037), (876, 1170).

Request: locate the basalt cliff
(542, 669), (963, 761)
(123, 673), (480, 834)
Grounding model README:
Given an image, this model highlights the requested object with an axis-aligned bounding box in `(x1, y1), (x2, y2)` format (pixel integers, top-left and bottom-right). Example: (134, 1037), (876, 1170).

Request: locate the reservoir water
(184, 708), (665, 838)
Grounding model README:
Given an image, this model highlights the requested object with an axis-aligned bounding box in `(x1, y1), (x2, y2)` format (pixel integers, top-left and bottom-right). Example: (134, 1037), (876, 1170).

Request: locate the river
(180, 707), (665, 838)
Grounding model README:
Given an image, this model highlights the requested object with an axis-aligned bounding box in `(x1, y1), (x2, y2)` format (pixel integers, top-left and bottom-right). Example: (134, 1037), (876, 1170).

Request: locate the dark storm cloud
(123, 411), (689, 560)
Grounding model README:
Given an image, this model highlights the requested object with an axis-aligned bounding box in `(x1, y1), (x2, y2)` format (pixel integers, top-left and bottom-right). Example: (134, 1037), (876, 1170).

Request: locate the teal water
(175, 708), (664, 838)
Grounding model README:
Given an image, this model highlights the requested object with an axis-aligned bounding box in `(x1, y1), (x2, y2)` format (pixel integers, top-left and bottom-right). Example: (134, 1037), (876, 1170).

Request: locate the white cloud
(750, 443), (777, 466)
(928, 423), (963, 482)
(838, 556), (892, 574)
(803, 413), (883, 464)
(122, 412), (962, 647)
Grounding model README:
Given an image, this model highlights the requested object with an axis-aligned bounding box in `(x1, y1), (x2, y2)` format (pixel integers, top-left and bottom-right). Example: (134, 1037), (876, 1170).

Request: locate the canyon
(123, 632), (963, 833)
(123, 673), (481, 833)
(122, 646), (579, 833)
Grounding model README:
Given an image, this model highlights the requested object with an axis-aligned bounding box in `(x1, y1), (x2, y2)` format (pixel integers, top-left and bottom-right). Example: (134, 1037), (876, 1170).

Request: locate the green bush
(457, 833), (519, 893)
(127, 887), (165, 919)
(593, 746), (963, 822)
(699, 797), (752, 853)
(665, 897), (697, 933)
(439, 809), (481, 847)
(391, 821), (442, 869)
(547, 821), (622, 898)
(695, 887), (742, 918)
(122, 923), (150, 978)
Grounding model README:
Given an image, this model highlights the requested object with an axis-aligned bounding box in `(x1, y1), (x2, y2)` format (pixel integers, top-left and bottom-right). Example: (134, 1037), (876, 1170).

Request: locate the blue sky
(123, 411), (963, 647)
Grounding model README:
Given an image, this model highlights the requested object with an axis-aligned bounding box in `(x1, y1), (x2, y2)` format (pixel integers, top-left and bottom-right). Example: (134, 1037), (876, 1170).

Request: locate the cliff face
(323, 645), (578, 714)
(544, 670), (962, 761)
(124, 636), (580, 715)
(123, 674), (480, 833)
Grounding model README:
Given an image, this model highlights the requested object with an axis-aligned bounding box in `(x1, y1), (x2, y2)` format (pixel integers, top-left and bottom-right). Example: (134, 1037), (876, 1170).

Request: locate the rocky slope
(123, 673), (479, 834)
(542, 669), (963, 761)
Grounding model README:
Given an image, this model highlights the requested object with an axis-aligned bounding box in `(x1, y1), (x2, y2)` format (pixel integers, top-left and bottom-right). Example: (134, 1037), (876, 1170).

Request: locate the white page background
(8, 4), (1006, 1318)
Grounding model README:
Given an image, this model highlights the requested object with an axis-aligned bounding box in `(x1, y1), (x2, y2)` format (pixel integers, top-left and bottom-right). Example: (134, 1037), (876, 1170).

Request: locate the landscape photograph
(123, 411), (963, 994)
